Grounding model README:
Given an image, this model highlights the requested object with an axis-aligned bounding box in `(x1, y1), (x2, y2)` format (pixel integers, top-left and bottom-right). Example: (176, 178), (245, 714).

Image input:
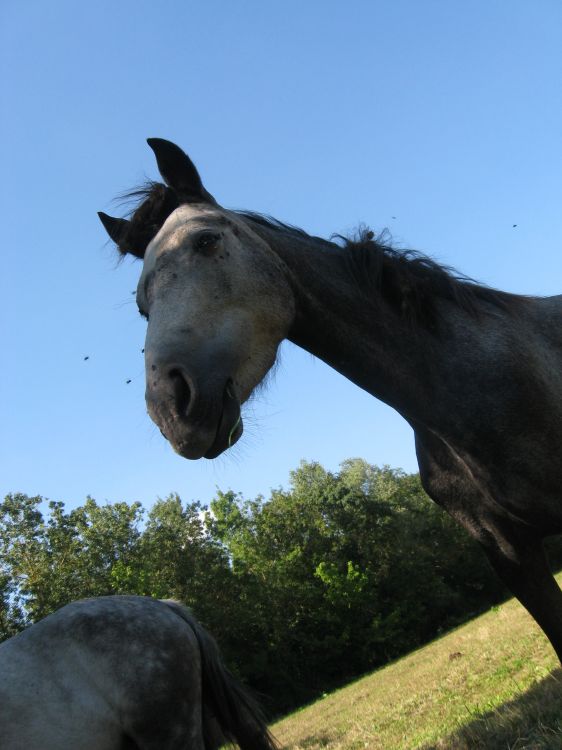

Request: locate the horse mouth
(149, 374), (243, 460)
(203, 380), (243, 459)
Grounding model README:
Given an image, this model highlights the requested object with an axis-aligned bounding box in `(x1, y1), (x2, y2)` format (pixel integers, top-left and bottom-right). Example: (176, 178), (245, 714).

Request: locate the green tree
(0, 493), (45, 635)
(1, 462), (518, 716)
(0, 494), (144, 627)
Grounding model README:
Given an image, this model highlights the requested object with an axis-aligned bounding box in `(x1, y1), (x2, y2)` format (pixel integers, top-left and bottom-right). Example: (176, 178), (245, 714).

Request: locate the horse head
(99, 139), (294, 459)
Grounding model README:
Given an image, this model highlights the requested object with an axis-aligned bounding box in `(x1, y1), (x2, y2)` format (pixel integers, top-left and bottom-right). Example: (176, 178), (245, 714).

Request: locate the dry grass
(272, 576), (562, 749)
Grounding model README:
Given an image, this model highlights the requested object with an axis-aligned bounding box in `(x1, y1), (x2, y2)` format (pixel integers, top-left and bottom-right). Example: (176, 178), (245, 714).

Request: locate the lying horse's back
(0, 596), (276, 750)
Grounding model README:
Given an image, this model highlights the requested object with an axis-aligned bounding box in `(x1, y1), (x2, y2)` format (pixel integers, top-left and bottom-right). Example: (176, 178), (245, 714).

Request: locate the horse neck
(259, 226), (446, 423)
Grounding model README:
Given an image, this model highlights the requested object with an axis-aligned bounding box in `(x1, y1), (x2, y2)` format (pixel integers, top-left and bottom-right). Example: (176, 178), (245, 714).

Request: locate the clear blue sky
(2, 0), (562, 511)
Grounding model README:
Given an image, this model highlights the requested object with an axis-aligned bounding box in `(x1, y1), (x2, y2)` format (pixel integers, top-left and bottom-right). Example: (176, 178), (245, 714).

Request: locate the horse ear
(98, 212), (145, 259)
(98, 212), (129, 244)
(146, 138), (216, 204)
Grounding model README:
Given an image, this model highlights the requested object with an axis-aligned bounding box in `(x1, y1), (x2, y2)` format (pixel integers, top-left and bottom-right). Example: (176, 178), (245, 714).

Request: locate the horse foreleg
(414, 428), (562, 662)
(478, 528), (562, 662)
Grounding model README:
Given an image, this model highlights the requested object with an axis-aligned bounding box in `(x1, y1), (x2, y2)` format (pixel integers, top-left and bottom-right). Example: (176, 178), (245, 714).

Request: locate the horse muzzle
(145, 364), (243, 459)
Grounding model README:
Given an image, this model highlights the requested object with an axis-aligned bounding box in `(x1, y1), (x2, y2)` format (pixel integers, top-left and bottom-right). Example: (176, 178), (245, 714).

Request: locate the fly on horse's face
(99, 140), (294, 459)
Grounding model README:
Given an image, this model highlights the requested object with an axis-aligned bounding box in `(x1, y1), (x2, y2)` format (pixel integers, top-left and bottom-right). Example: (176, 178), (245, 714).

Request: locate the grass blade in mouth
(228, 414), (241, 447)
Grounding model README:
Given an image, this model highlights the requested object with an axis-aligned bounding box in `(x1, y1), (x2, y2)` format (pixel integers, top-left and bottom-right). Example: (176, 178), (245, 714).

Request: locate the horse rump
(162, 600), (278, 750)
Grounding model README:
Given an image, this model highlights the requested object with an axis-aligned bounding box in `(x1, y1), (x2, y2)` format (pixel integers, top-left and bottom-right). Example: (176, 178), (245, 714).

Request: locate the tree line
(2, 459), (561, 714)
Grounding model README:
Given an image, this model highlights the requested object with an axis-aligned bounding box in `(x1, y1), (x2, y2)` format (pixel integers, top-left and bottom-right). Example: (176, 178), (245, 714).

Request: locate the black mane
(122, 182), (523, 326)
(237, 214), (523, 327)
(340, 228), (522, 326)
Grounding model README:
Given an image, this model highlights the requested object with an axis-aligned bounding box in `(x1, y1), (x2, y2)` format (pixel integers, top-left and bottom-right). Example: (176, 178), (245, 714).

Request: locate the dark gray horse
(0, 596), (276, 750)
(99, 139), (562, 663)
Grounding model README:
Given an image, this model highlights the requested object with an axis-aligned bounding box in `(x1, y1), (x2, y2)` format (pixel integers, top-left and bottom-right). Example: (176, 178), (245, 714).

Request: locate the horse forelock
(116, 181), (180, 257)
(118, 182), (238, 258)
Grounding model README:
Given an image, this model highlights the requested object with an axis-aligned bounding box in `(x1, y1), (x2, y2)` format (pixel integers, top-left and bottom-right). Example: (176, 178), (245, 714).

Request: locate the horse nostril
(168, 369), (191, 417)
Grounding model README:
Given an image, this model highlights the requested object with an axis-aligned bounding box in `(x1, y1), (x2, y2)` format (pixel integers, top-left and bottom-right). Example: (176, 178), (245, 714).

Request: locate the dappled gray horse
(0, 596), (276, 750)
(100, 139), (562, 662)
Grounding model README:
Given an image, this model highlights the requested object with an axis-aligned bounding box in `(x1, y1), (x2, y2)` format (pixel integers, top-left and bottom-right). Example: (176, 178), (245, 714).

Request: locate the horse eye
(195, 232), (220, 252)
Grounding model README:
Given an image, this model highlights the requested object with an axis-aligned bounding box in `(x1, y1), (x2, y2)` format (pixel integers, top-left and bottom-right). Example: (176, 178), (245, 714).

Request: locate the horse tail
(162, 600), (278, 750)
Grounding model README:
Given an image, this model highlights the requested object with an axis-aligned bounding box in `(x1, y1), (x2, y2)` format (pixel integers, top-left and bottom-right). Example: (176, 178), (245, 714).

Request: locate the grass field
(272, 575), (562, 749)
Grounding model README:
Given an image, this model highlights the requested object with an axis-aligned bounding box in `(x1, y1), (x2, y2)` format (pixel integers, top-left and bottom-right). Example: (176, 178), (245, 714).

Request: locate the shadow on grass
(424, 669), (562, 750)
